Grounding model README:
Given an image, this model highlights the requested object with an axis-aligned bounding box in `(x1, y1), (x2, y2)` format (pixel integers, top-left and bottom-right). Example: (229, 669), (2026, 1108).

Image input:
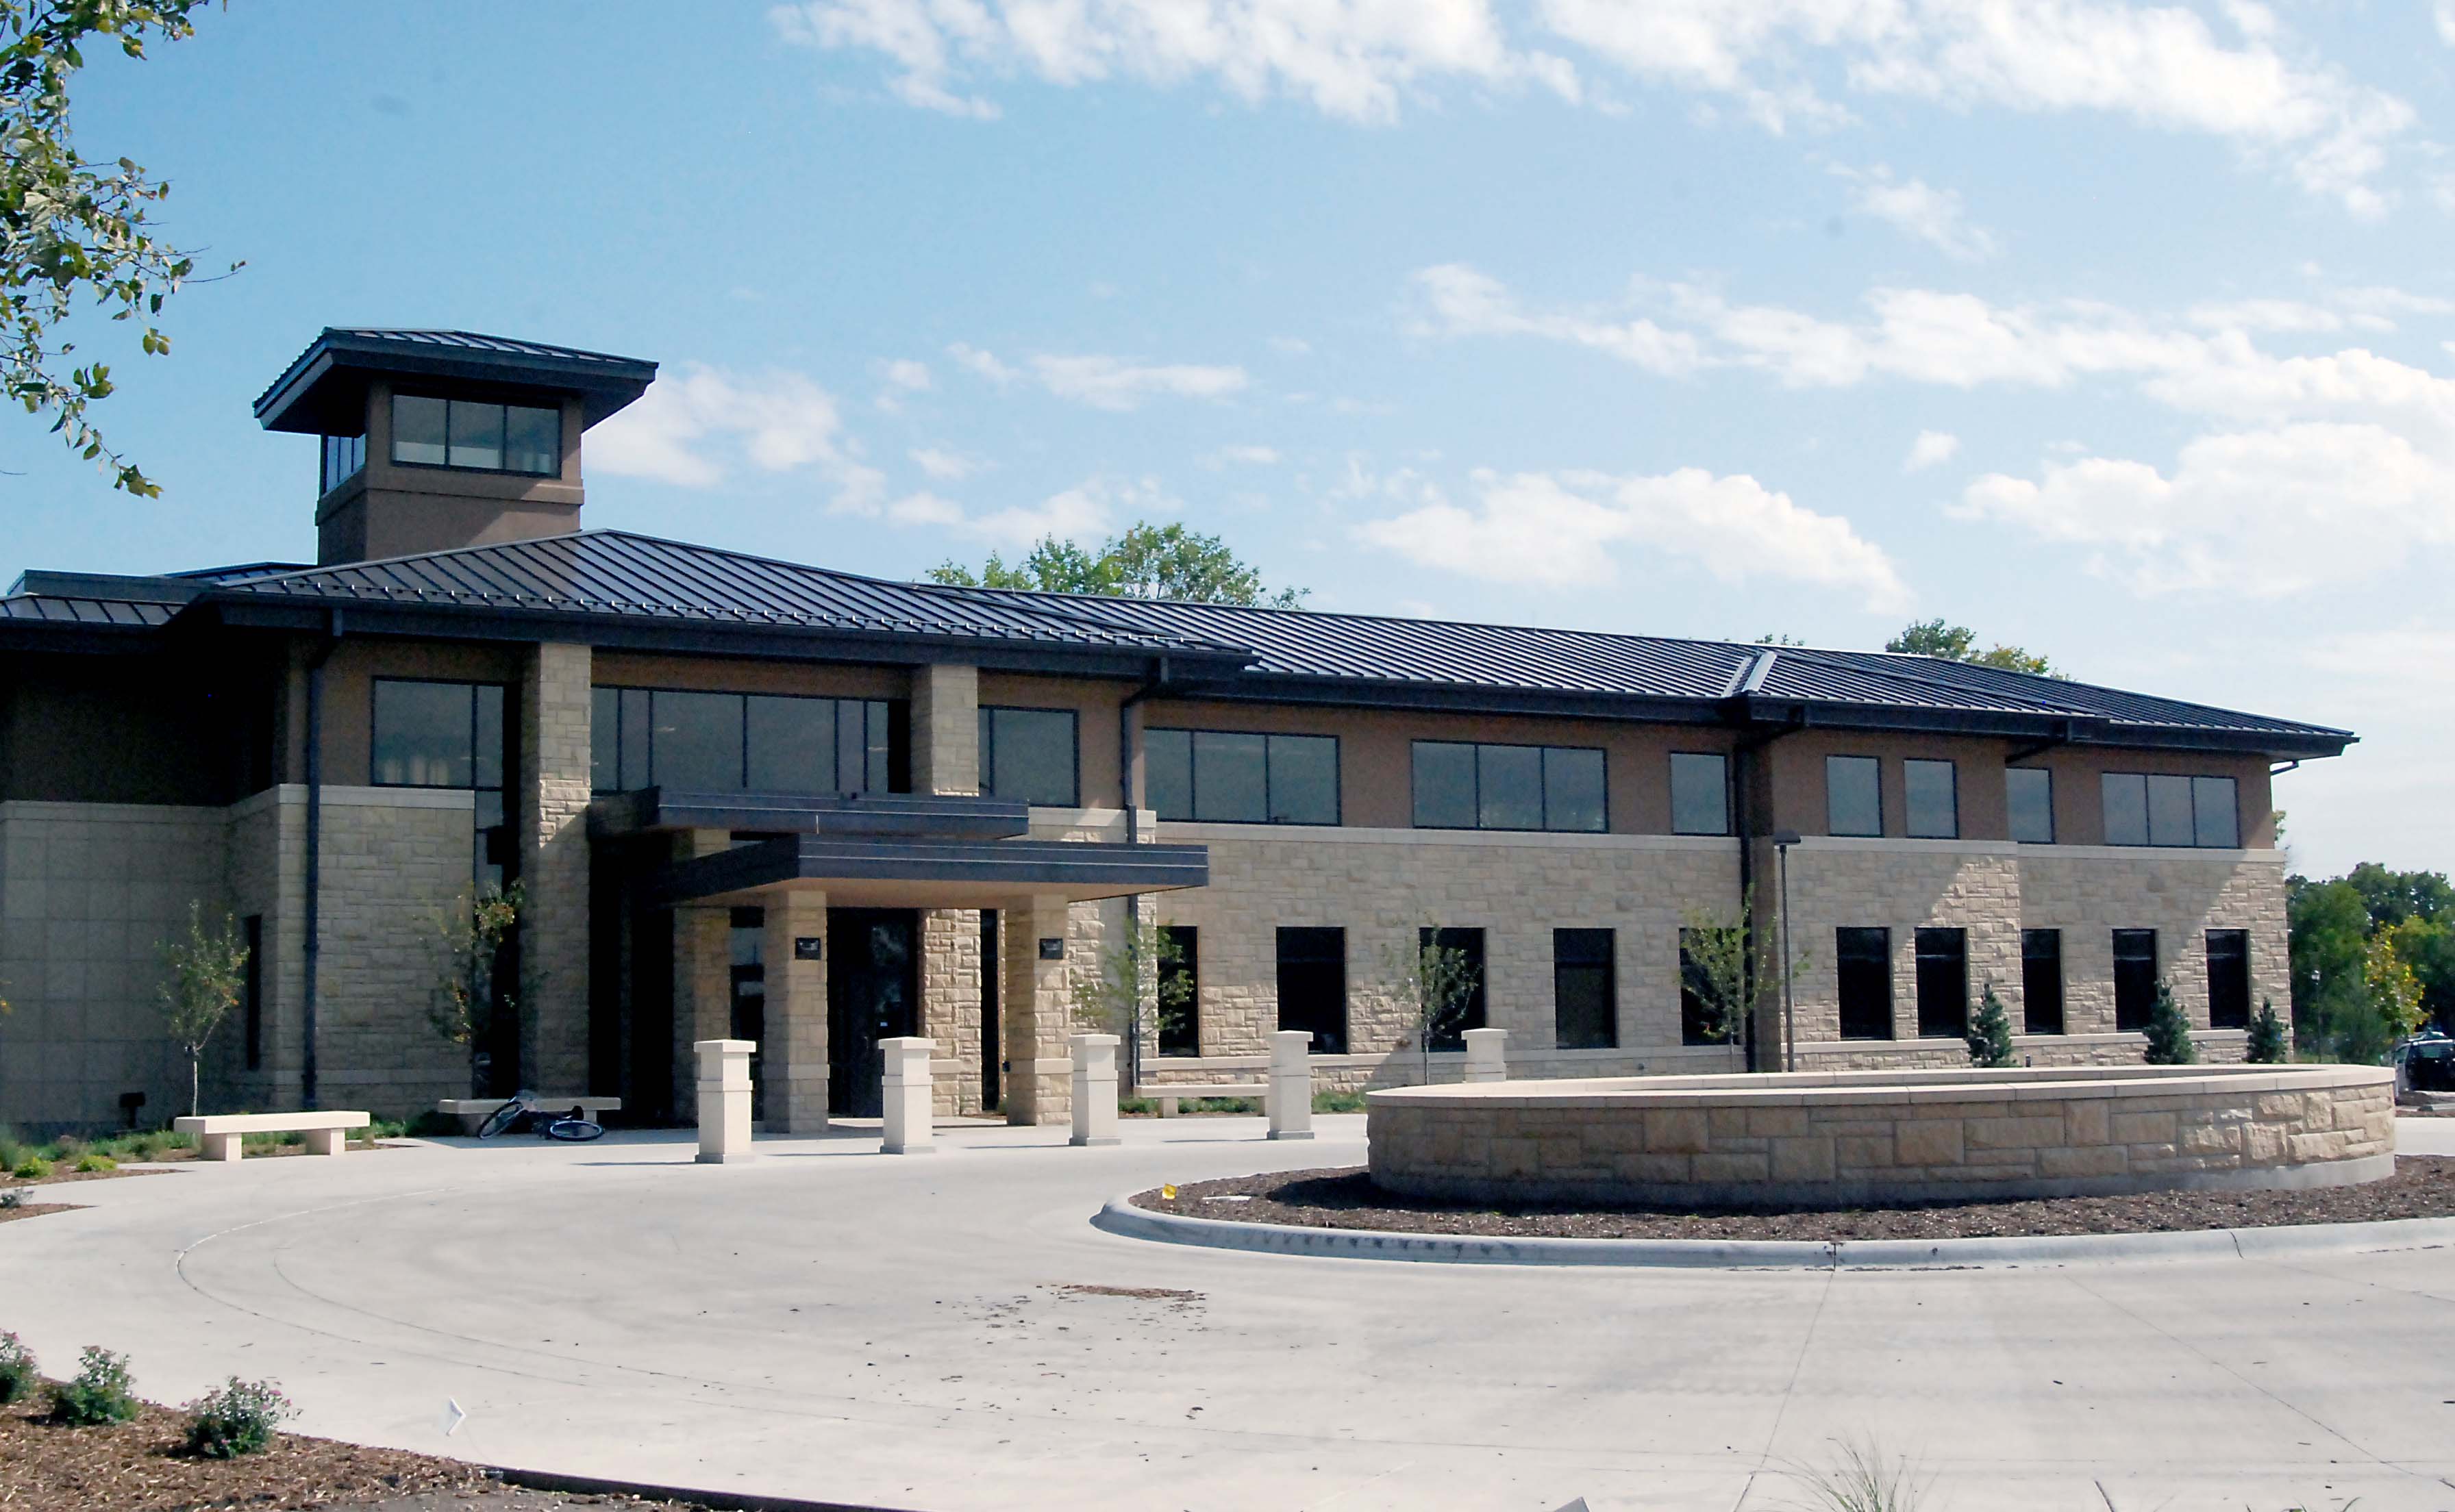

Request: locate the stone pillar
(911, 663), (980, 796)
(881, 1037), (936, 1155)
(1069, 1033), (1120, 1147)
(760, 890), (829, 1133)
(695, 1038), (755, 1163)
(1268, 1029), (1314, 1142)
(669, 830), (732, 1118)
(1463, 1027), (1508, 1083)
(1001, 893), (1073, 1126)
(920, 907), (984, 1116)
(519, 642), (593, 1093)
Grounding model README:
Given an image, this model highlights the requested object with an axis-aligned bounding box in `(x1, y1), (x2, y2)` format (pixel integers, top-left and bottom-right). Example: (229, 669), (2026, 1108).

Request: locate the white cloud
(1030, 353), (1249, 410)
(1268, 336), (1314, 356)
(1204, 444), (1281, 466)
(1903, 429), (1959, 471)
(1407, 264), (1704, 375)
(946, 342), (1018, 385)
(879, 474), (1176, 549)
(2439, 0), (2455, 45)
(1353, 466), (1908, 609)
(909, 446), (980, 481)
(1834, 164), (1997, 260)
(590, 364), (869, 504)
(883, 357), (932, 391)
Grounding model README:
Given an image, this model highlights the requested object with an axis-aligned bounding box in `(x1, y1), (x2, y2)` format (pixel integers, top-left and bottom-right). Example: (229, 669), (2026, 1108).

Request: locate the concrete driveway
(7, 1116), (2453, 1512)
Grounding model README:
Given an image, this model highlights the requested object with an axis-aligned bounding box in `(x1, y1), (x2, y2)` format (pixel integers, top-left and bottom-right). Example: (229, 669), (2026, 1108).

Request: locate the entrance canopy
(653, 833), (1208, 909)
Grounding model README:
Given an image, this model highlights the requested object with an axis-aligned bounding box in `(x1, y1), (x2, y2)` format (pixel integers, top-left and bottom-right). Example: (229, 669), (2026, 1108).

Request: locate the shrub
(0, 1188), (23, 1211)
(11, 1155), (51, 1181)
(1312, 1089), (1371, 1113)
(75, 1153), (116, 1174)
(2245, 998), (2290, 1064)
(2143, 982), (2200, 1066)
(404, 1110), (462, 1138)
(183, 1376), (295, 1458)
(0, 1332), (36, 1404)
(49, 1346), (138, 1426)
(1965, 983), (2015, 1069)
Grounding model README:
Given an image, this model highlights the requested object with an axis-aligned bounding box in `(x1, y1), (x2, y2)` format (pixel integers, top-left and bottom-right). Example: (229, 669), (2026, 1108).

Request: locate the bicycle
(473, 1089), (606, 1142)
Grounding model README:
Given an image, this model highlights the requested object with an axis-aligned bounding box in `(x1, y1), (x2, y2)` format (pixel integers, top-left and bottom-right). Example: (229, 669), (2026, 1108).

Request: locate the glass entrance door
(827, 909), (919, 1118)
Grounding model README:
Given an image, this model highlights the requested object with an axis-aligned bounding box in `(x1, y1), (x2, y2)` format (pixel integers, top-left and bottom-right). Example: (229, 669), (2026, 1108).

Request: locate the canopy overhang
(653, 834), (1208, 909)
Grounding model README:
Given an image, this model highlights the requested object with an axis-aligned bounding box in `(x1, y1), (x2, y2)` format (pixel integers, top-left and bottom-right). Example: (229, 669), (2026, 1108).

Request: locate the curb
(1091, 1196), (2455, 1270)
(493, 1463), (924, 1511)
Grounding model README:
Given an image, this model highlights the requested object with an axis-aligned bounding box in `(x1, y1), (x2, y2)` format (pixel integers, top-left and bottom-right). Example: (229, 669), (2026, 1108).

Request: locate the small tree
(158, 903), (249, 1117)
(1381, 927), (1481, 1085)
(1678, 888), (1804, 1070)
(2142, 981), (2199, 1065)
(2245, 996), (2289, 1064)
(429, 882), (524, 1096)
(1070, 916), (1193, 1045)
(1966, 982), (2015, 1069)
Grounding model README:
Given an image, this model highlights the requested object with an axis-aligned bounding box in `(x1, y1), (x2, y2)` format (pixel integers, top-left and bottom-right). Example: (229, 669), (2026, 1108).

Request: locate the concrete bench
(1143, 1083), (1267, 1118)
(436, 1096), (622, 1135)
(173, 1111), (371, 1161)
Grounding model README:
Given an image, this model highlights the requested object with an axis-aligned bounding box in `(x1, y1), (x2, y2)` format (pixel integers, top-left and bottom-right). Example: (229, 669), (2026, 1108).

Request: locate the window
(1678, 929), (1721, 1046)
(1914, 927), (1968, 1037)
(1554, 928), (1616, 1050)
(1145, 729), (1338, 824)
(319, 433), (365, 493)
(1410, 741), (1606, 832)
(1157, 926), (1199, 1057)
(1825, 755), (1882, 836)
(2101, 772), (2240, 848)
(1669, 753), (1730, 835)
(390, 393), (560, 476)
(1836, 927), (1893, 1040)
(979, 707), (1079, 807)
(241, 915), (263, 1072)
(371, 678), (508, 887)
(2113, 928), (2159, 1032)
(2021, 929), (2064, 1035)
(2007, 768), (2055, 844)
(2206, 929), (2251, 1030)
(1275, 927), (1347, 1054)
(590, 689), (898, 795)
(1418, 927), (1486, 1050)
(1904, 759), (1958, 839)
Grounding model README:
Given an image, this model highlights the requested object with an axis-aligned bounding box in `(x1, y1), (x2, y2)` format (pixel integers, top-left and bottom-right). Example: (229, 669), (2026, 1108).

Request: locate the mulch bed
(1134, 1156), (2455, 1242)
(0, 1392), (711, 1511)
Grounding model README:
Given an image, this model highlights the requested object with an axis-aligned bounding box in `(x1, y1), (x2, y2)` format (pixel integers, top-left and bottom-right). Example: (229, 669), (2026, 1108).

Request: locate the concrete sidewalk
(4, 1116), (2452, 1511)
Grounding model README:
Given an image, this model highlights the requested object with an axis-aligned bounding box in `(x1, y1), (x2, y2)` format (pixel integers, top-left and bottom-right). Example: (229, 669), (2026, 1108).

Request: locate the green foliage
(73, 1151), (113, 1172)
(1382, 927), (1482, 1085)
(1884, 618), (2056, 677)
(1312, 1089), (1371, 1113)
(11, 1153), (49, 1179)
(1678, 887), (1806, 1064)
(1070, 918), (1191, 1057)
(2142, 981), (2199, 1065)
(48, 1346), (136, 1425)
(429, 882), (525, 1094)
(158, 902), (249, 1117)
(3, 0), (238, 496)
(404, 1109), (462, 1138)
(2290, 866), (2451, 1061)
(1784, 1436), (1926, 1512)
(926, 520), (1308, 608)
(1965, 983), (2015, 1069)
(182, 1376), (294, 1458)
(2245, 997), (2289, 1063)
(0, 1331), (35, 1402)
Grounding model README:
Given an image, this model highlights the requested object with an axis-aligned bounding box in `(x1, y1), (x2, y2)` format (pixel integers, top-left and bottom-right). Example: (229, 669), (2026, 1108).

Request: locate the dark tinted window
(1826, 756), (1882, 836)
(1669, 753), (1728, 835)
(242, 915), (263, 1071)
(2105, 773), (2240, 848)
(2206, 929), (2250, 1029)
(1158, 925), (1199, 1057)
(1418, 927), (1486, 1050)
(1478, 744), (1543, 830)
(1269, 735), (1339, 824)
(447, 400), (504, 470)
(391, 394), (447, 466)
(1554, 928), (1615, 1050)
(1541, 747), (1606, 832)
(2007, 768), (2054, 844)
(2102, 773), (2149, 845)
(2021, 928), (2064, 1035)
(1836, 927), (1893, 1040)
(1679, 929), (1720, 1046)
(653, 690), (745, 791)
(1915, 927), (1968, 1037)
(503, 403), (560, 475)
(1904, 759), (1957, 839)
(1412, 741), (1606, 832)
(2193, 777), (2240, 847)
(392, 394), (558, 475)
(1275, 927), (1347, 1054)
(2113, 928), (2159, 1032)
(1146, 729), (1192, 818)
(980, 707), (1077, 806)
(373, 679), (502, 789)
(593, 690), (895, 796)
(1147, 729), (1340, 825)
(2147, 774), (2194, 847)
(1195, 731), (1267, 822)
(747, 695), (836, 792)
(1411, 742), (1478, 828)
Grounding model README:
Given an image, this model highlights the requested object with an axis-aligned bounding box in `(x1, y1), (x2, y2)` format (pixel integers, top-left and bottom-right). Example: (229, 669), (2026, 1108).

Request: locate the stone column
(1268, 1029), (1314, 1142)
(1000, 893), (1073, 1126)
(519, 642), (593, 1094)
(910, 663), (980, 796)
(695, 1038), (755, 1163)
(1463, 1026), (1508, 1083)
(1069, 1033), (1120, 1147)
(881, 1037), (936, 1155)
(669, 830), (732, 1118)
(760, 890), (829, 1133)
(920, 908), (984, 1116)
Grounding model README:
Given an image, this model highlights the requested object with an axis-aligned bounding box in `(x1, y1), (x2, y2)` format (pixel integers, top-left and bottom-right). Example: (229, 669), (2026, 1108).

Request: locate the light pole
(1771, 829), (1802, 1073)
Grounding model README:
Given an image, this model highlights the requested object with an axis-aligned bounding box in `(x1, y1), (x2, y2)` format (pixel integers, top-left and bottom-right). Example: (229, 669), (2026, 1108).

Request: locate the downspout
(1117, 656), (1173, 1094)
(1723, 650), (1801, 1074)
(300, 610), (344, 1110)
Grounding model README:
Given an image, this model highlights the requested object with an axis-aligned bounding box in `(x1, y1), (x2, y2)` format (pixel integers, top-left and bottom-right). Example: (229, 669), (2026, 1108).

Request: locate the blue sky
(7, 1), (2450, 878)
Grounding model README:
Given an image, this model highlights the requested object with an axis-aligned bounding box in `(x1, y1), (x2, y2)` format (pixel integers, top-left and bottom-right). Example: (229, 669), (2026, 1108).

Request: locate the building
(0, 330), (2354, 1135)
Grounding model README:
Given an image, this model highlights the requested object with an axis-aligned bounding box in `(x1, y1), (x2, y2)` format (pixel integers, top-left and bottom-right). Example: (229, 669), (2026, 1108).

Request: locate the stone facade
(919, 907), (983, 1118)
(1369, 1064), (2397, 1205)
(519, 642), (593, 1096)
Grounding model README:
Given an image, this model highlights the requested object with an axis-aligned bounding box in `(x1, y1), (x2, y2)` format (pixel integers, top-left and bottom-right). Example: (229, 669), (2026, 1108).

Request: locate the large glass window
(1419, 927), (1486, 1050)
(1904, 759), (1958, 839)
(1554, 928), (1615, 1050)
(392, 394), (560, 477)
(1411, 741), (1606, 832)
(2113, 928), (2159, 1032)
(2206, 929), (2251, 1030)
(2007, 767), (2055, 844)
(2022, 929), (2065, 1035)
(979, 707), (1078, 807)
(1669, 753), (1729, 836)
(2102, 772), (2240, 848)
(1826, 755), (1883, 837)
(319, 433), (366, 493)
(1146, 729), (1338, 825)
(1275, 927), (1347, 1054)
(590, 688), (897, 795)
(1157, 925), (1199, 1057)
(1836, 927), (1893, 1040)
(371, 677), (508, 888)
(1914, 927), (1968, 1037)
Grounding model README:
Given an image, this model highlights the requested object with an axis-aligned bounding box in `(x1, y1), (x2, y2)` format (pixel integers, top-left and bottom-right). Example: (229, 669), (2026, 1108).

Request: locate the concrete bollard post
(1267, 1029), (1314, 1141)
(1463, 1026), (1508, 1084)
(880, 1036), (936, 1155)
(1069, 1033), (1121, 1147)
(695, 1038), (757, 1164)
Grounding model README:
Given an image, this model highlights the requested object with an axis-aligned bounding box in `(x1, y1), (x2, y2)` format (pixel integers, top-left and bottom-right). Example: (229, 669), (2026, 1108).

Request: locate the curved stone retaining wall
(1367, 1064), (2397, 1206)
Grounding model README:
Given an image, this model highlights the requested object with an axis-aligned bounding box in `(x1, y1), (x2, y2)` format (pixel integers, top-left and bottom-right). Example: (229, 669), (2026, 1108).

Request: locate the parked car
(2394, 1030), (2455, 1094)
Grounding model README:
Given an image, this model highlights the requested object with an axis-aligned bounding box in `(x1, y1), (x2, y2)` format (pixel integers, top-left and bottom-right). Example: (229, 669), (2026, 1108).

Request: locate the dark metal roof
(0, 594), (175, 628)
(253, 327), (658, 434)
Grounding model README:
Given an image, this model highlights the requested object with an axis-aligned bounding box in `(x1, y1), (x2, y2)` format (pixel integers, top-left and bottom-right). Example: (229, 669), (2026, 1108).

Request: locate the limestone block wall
(919, 907), (983, 1117)
(214, 788), (303, 1114)
(519, 642), (593, 1097)
(2019, 847), (2290, 1033)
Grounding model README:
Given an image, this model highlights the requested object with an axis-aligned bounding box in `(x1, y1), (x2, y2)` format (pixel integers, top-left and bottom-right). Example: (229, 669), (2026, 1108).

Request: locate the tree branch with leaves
(1680, 888), (1806, 1070)
(429, 882), (525, 1096)
(927, 521), (1308, 608)
(158, 900), (247, 1116)
(1380, 927), (1481, 1086)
